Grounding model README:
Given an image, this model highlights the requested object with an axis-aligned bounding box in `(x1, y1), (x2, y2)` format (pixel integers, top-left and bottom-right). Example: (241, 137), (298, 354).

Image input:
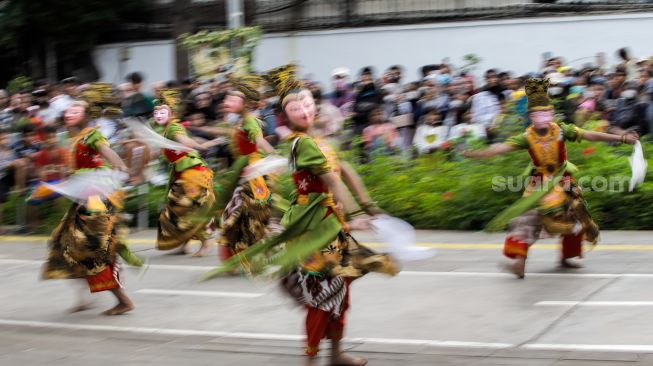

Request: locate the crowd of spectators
(2, 47), (653, 232)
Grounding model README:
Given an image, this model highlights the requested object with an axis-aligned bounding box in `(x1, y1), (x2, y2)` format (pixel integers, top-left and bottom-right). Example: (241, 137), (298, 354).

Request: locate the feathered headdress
(264, 63), (305, 108)
(156, 88), (183, 115)
(228, 74), (263, 102)
(525, 78), (553, 111)
(79, 82), (119, 119)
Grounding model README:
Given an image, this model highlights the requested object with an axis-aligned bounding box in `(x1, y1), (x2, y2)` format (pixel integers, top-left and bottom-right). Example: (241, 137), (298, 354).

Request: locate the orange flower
(442, 191), (454, 200)
(581, 147), (595, 156)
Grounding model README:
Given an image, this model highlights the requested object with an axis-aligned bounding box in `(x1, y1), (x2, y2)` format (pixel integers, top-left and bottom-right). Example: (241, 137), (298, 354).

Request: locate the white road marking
(523, 343), (653, 352)
(0, 319), (511, 349)
(2, 259), (653, 279)
(536, 301), (653, 307)
(2, 319), (652, 353)
(136, 289), (263, 299)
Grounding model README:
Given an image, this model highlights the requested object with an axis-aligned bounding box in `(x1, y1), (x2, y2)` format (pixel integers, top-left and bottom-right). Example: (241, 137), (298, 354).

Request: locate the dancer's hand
(622, 131), (639, 145)
(347, 215), (373, 231)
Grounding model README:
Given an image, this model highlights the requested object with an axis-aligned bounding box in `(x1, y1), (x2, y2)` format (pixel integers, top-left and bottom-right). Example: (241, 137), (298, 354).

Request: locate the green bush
(356, 141), (653, 230)
(2, 141), (652, 232)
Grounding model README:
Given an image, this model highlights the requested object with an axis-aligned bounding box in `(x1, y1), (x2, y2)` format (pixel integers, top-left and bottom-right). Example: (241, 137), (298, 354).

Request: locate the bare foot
(331, 353), (368, 366)
(560, 258), (583, 269)
(503, 257), (526, 279)
(171, 244), (189, 255)
(68, 302), (94, 313)
(192, 245), (210, 257)
(102, 302), (134, 316)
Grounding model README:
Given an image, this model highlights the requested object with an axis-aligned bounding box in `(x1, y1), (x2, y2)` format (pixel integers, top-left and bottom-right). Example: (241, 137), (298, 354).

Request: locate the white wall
(93, 13), (653, 89)
(252, 13), (653, 86)
(93, 40), (175, 88)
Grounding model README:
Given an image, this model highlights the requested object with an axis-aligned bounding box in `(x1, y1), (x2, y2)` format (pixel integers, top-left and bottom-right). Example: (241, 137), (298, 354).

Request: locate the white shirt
(449, 123), (487, 140)
(470, 91), (500, 127)
(413, 125), (447, 154)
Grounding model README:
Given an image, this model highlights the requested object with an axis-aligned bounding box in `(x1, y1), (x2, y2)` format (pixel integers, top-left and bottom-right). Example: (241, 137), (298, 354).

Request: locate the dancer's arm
(582, 130), (638, 144)
(340, 161), (382, 215)
(255, 135), (275, 154)
(462, 143), (516, 158)
(320, 172), (358, 214)
(98, 144), (128, 172)
(174, 134), (207, 151)
(187, 126), (232, 137)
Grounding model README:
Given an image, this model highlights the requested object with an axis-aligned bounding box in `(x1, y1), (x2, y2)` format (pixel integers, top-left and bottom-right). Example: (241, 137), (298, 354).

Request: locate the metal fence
(251, 0), (653, 31)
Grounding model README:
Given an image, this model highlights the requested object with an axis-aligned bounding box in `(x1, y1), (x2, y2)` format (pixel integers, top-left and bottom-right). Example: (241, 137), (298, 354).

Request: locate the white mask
(548, 87), (564, 96)
(622, 89), (638, 99)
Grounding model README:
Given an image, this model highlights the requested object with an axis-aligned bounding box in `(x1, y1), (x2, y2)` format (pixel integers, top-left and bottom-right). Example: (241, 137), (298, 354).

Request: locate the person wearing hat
(152, 89), (224, 257)
(38, 99), (144, 315)
(464, 78), (638, 278)
(211, 74), (277, 262)
(215, 64), (398, 366)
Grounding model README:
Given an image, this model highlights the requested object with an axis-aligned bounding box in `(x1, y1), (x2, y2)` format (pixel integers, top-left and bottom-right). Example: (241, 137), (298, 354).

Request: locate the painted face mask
(64, 106), (86, 127)
(153, 107), (171, 125)
(223, 94), (245, 114)
(530, 109), (554, 128)
(284, 91), (317, 130)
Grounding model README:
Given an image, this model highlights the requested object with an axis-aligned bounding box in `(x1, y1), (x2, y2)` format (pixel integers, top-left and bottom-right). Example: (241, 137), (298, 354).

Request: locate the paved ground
(1, 230), (653, 365)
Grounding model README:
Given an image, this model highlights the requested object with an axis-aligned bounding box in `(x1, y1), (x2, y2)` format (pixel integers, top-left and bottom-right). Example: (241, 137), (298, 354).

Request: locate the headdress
(156, 88), (183, 115)
(79, 82), (119, 119)
(228, 74), (263, 102)
(525, 78), (553, 112)
(264, 63), (305, 109)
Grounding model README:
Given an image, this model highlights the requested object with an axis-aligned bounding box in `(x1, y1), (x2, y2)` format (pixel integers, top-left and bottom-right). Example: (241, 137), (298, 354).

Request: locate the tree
(0, 0), (151, 85)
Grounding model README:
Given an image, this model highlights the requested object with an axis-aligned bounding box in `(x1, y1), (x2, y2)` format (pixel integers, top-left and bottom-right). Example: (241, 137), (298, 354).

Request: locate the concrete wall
(93, 13), (653, 89)
(252, 13), (653, 86)
(93, 40), (176, 87)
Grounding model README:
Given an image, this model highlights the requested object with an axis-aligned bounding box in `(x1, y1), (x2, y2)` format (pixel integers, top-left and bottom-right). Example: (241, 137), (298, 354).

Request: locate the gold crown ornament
(264, 63), (305, 108)
(525, 78), (553, 111)
(228, 74), (263, 102)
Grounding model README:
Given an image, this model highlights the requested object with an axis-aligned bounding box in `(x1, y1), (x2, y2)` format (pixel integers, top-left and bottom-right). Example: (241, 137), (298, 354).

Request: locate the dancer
(40, 97), (141, 315)
(464, 78), (638, 278)
(153, 89), (224, 256)
(210, 65), (399, 366)
(216, 75), (276, 261)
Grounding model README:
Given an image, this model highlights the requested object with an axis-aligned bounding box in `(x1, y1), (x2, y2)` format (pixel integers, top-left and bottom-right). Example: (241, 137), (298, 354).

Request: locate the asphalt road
(1, 230), (653, 365)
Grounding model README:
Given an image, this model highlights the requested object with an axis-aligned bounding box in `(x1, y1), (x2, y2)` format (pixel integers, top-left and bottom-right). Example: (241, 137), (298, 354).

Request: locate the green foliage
(355, 141), (653, 230)
(6, 75), (32, 94)
(179, 26), (262, 68)
(3, 141), (653, 231)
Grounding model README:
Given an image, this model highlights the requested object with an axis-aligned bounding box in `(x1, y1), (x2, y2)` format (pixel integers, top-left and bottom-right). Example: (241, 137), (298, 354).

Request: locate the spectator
(0, 89), (12, 132)
(413, 108), (448, 155)
(352, 66), (383, 136)
(362, 106), (400, 155)
(122, 72), (154, 118)
(470, 69), (503, 127)
(0, 131), (27, 233)
(48, 77), (78, 120)
(611, 81), (650, 136)
(617, 47), (638, 81)
(27, 125), (70, 231)
(449, 108), (487, 141)
(192, 90), (218, 121)
(310, 86), (344, 140)
(604, 67), (627, 101)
